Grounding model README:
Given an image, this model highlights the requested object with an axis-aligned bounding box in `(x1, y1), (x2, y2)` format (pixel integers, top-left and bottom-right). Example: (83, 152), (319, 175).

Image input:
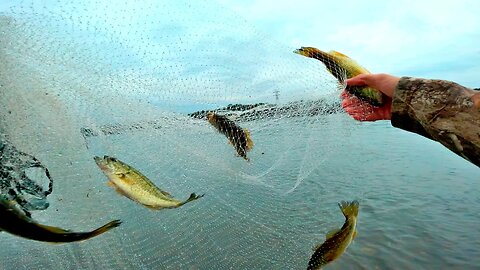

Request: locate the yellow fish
(308, 200), (359, 269)
(0, 196), (121, 243)
(94, 156), (203, 210)
(295, 47), (384, 106)
(207, 112), (254, 161)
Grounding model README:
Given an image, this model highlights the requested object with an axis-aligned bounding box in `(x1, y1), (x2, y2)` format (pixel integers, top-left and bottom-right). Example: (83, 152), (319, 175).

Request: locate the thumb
(345, 74), (370, 86)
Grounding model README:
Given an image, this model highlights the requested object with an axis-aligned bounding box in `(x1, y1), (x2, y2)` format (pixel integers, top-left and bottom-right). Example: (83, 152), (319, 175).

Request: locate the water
(0, 114), (478, 270)
(0, 1), (479, 269)
(316, 121), (480, 269)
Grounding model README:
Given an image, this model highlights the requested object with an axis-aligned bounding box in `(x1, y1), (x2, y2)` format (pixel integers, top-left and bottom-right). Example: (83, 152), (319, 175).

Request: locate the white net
(4, 1), (479, 269)
(0, 1), (353, 269)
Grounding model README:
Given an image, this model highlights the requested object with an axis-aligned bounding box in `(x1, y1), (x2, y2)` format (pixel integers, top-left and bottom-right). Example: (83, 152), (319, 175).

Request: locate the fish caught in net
(0, 1), (350, 267)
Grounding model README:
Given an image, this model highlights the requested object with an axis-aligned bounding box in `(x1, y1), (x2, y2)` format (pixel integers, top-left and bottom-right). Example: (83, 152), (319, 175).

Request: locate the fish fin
(328, 50), (351, 59)
(108, 181), (129, 198)
(144, 204), (164, 210)
(338, 200), (360, 218)
(160, 190), (172, 197)
(326, 228), (340, 240)
(244, 128), (254, 151)
(179, 193), (204, 206)
(113, 187), (129, 198)
(329, 50), (370, 74)
(353, 230), (358, 239)
(37, 224), (71, 234)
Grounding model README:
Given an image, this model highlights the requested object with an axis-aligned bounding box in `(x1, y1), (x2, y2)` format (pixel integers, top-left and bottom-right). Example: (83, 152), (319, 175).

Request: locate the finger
(345, 78), (363, 86)
(345, 74), (369, 86)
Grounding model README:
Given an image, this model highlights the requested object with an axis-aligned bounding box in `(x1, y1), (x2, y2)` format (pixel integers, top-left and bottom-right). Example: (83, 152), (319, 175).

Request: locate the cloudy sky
(1, 0), (478, 90)
(218, 0), (480, 88)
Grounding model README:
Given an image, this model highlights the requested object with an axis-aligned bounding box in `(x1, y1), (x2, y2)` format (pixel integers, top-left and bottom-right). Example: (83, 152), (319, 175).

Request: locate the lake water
(0, 0), (478, 268)
(0, 113), (478, 270)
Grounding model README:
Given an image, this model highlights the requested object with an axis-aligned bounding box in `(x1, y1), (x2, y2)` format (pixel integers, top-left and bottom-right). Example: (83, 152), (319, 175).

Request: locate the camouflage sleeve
(391, 77), (480, 167)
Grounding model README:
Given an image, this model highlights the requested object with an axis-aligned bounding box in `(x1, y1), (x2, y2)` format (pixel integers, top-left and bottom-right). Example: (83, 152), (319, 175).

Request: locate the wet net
(0, 0), (361, 269)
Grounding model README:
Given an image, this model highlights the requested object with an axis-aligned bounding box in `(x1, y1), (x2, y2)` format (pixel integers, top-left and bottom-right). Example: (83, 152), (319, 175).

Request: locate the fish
(0, 196), (121, 243)
(94, 156), (203, 210)
(207, 112), (254, 161)
(307, 200), (359, 270)
(294, 47), (384, 106)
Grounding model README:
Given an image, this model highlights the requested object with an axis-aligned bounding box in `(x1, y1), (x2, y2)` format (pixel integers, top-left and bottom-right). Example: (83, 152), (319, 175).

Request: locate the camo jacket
(391, 77), (480, 167)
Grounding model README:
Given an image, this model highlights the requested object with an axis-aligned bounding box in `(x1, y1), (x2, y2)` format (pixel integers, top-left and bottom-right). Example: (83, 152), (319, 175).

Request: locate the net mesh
(0, 0), (359, 269)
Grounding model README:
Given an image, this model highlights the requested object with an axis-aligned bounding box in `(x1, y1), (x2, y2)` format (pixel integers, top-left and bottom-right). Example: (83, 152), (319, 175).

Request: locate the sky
(218, 0), (480, 88)
(1, 0), (478, 91)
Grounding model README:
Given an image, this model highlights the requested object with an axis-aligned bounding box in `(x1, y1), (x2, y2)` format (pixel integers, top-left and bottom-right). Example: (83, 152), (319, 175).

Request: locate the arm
(391, 77), (480, 166)
(342, 74), (480, 167)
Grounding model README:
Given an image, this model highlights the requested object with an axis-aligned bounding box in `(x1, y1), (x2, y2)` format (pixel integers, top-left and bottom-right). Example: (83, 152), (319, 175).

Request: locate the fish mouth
(293, 47), (310, 57)
(93, 156), (104, 164)
(93, 156), (109, 169)
(94, 156), (119, 172)
(94, 155), (116, 162)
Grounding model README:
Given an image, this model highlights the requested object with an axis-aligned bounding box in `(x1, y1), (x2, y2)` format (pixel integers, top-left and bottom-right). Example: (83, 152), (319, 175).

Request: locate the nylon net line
(0, 1), (360, 269)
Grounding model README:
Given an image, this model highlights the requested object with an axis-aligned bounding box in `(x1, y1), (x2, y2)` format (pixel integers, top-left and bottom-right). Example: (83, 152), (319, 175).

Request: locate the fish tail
(82, 219), (122, 240)
(338, 200), (359, 218)
(179, 193), (204, 206)
(236, 148), (249, 161)
(243, 128), (254, 151)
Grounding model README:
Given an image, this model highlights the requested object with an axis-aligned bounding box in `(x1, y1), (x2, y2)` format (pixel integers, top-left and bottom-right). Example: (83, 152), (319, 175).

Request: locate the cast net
(0, 0), (359, 269)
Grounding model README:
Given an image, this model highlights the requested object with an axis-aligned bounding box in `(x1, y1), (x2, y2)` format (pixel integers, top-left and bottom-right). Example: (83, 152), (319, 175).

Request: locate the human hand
(341, 73), (399, 121)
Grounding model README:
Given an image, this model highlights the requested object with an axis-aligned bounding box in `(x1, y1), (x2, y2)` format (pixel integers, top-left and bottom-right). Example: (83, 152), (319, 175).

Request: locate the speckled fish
(0, 196), (121, 243)
(294, 47), (383, 106)
(207, 112), (254, 161)
(94, 156), (203, 209)
(308, 200), (359, 270)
